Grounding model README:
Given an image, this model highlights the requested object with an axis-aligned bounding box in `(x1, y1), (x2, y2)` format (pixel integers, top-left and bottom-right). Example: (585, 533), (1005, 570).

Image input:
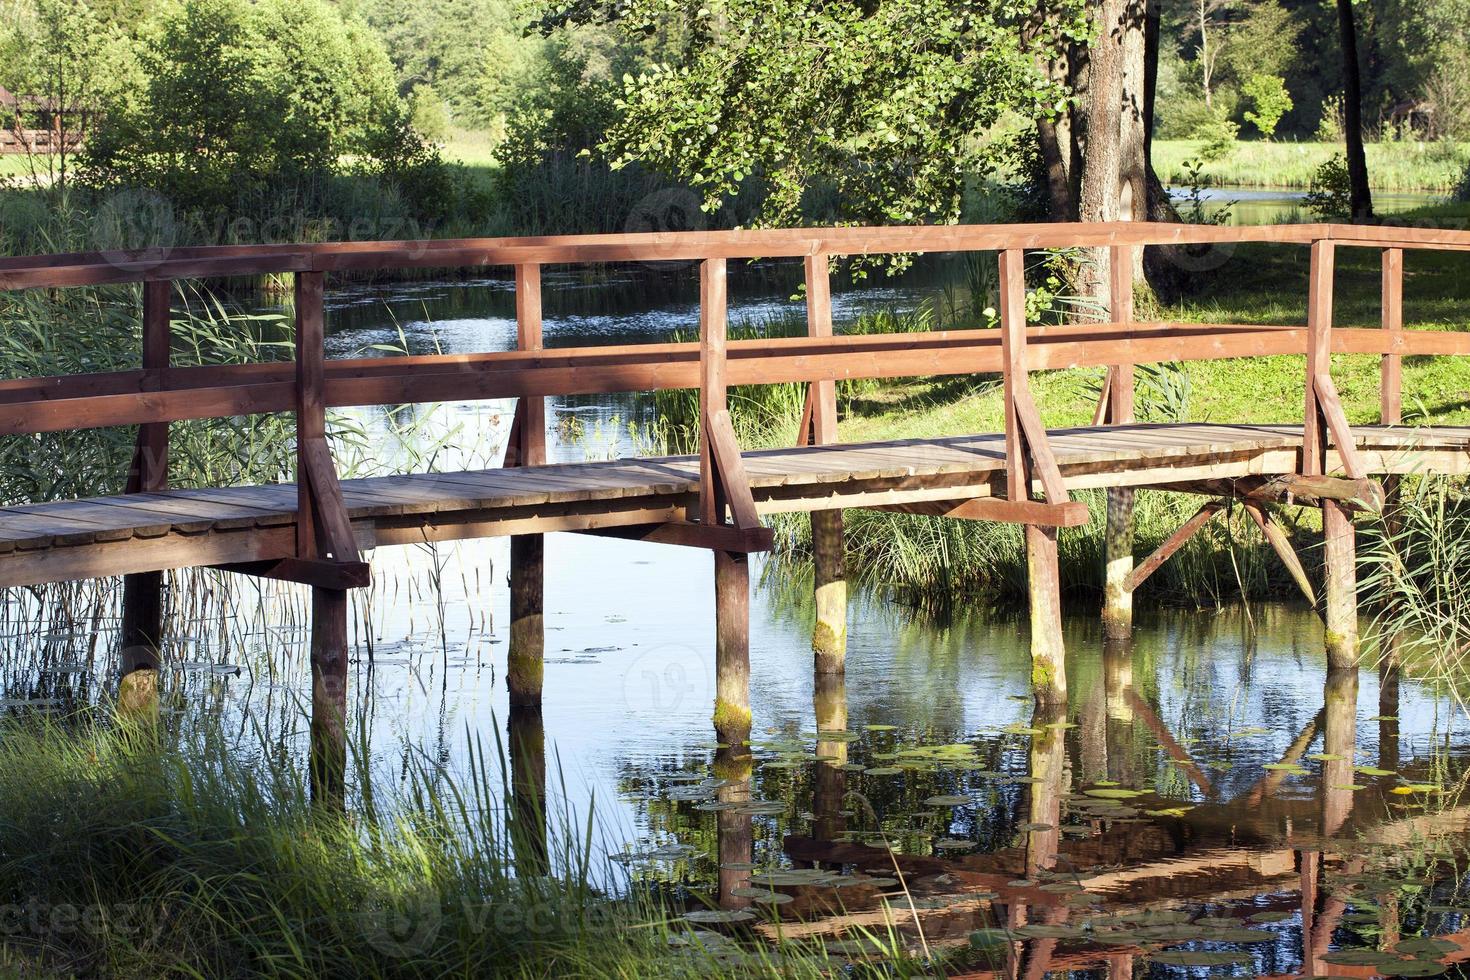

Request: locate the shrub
(1241, 73), (1293, 139)
(1191, 113), (1239, 162)
(1303, 154), (1352, 219)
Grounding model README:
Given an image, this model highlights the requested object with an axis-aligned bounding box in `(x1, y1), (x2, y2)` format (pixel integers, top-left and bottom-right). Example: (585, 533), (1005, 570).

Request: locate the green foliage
(409, 83), (451, 144)
(1241, 73), (1293, 139)
(80, 0), (444, 217)
(1192, 112), (1240, 161)
(1304, 154), (1353, 218)
(356, 0), (544, 131)
(540, 0), (1087, 229)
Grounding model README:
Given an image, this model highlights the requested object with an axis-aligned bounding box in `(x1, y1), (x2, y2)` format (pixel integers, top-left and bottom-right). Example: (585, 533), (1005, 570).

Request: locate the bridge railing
(0, 220), (1465, 573)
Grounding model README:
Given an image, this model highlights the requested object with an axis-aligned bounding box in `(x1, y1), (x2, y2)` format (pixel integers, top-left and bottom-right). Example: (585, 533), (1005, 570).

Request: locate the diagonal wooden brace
(703, 408), (762, 530)
(296, 436), (369, 587)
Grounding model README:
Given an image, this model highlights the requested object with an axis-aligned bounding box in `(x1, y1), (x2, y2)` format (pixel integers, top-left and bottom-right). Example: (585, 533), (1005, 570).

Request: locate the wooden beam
(866, 496), (1090, 527)
(704, 408), (760, 529)
(1123, 501), (1223, 594)
(999, 248), (1029, 501)
(295, 271), (326, 558)
(215, 556), (371, 590)
(573, 521), (773, 553)
(1304, 239), (1335, 477)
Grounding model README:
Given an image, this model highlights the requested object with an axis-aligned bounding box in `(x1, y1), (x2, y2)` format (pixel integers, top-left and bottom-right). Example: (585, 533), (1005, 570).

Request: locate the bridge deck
(1, 422), (1466, 588)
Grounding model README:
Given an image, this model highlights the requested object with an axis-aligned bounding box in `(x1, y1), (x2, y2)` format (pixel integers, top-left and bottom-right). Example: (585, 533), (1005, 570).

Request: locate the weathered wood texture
(1, 423), (1465, 588)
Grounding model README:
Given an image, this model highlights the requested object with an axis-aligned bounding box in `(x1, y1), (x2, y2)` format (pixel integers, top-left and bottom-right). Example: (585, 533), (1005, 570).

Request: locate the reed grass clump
(0, 711), (908, 979)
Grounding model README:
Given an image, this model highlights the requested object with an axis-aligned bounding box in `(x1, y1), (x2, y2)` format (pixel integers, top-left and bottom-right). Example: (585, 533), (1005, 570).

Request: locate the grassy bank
(1153, 138), (1469, 193)
(0, 712), (920, 979)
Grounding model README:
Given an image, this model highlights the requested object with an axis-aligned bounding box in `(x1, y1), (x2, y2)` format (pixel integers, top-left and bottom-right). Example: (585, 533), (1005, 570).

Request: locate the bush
(1303, 154), (1352, 218)
(1191, 113), (1239, 161)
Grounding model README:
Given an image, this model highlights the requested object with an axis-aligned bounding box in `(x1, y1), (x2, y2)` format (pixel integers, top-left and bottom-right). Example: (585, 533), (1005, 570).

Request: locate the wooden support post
(1103, 244), (1136, 640)
(296, 270), (349, 806)
(804, 254), (846, 673)
(1306, 241), (1359, 668)
(119, 279), (171, 700)
(1000, 249), (1066, 705)
(713, 549), (751, 747)
(812, 671), (848, 843)
(309, 585), (349, 807)
(508, 264), (546, 708)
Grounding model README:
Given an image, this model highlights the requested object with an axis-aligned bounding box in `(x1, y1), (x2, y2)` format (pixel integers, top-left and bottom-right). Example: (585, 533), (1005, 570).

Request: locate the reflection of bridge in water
(620, 648), (1467, 977)
(1, 222), (1469, 812)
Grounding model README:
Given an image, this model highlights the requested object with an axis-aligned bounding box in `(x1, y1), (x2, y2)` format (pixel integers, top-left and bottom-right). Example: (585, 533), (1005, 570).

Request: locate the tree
(537, 0), (1088, 230)
(0, 0), (134, 190)
(1335, 0), (1373, 220)
(1242, 73), (1292, 137)
(82, 0), (433, 214)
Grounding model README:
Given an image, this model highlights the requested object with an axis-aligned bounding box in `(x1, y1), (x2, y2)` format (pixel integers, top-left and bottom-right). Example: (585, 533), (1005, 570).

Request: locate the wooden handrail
(5, 220), (1470, 291)
(0, 222), (1462, 520)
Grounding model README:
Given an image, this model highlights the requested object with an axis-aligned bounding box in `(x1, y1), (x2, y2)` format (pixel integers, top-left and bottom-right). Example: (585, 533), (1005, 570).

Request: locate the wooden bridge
(2, 221), (1469, 793)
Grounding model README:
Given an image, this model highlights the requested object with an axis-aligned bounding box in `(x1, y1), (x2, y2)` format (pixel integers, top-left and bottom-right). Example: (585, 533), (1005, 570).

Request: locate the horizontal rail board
(2, 322), (1468, 434)
(5, 221), (1470, 290)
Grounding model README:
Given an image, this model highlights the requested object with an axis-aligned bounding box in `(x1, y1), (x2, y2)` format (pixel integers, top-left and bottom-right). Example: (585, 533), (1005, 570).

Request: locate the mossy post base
(811, 510), (847, 674)
(1102, 487), (1134, 639)
(310, 587), (349, 808)
(1322, 500), (1359, 670)
(713, 550), (751, 748)
(1026, 524), (1067, 706)
(508, 534), (545, 708)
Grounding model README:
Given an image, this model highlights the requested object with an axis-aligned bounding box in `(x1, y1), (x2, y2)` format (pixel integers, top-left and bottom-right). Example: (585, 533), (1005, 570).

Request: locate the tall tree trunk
(1079, 0), (1127, 301)
(1336, 0), (1374, 221)
(1037, 47), (1076, 220)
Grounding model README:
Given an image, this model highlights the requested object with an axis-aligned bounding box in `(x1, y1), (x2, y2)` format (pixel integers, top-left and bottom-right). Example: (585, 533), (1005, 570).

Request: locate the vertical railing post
(698, 257), (729, 526)
(508, 263), (546, 709)
(296, 269), (347, 806)
(1303, 240), (1335, 478)
(999, 248), (1066, 705)
(118, 278), (172, 718)
(1103, 243), (1136, 640)
(1305, 240), (1359, 669)
(804, 253), (846, 675)
(697, 257), (751, 747)
(1380, 247), (1403, 426)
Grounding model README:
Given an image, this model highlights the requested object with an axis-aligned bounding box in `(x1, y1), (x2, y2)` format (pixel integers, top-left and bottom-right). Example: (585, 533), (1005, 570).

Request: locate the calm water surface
(6, 259), (1470, 975)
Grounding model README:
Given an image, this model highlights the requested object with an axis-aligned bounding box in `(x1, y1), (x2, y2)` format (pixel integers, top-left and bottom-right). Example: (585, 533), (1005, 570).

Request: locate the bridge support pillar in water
(508, 535), (545, 707)
(1102, 488), (1134, 639)
(811, 511), (846, 674)
(1322, 500), (1359, 669)
(310, 587), (349, 805)
(713, 550), (752, 747)
(118, 573), (163, 720)
(1026, 525), (1067, 705)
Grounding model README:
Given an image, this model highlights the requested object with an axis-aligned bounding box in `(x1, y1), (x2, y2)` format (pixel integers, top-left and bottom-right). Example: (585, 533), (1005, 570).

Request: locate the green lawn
(1154, 138), (1469, 193)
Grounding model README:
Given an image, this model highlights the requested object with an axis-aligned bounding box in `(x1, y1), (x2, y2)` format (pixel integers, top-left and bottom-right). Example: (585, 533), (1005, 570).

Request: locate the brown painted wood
(295, 271), (325, 558)
(1304, 240), (1335, 477)
(217, 556), (371, 589)
(1381, 247), (1404, 425)
(705, 408), (760, 529)
(698, 257), (728, 526)
(574, 521), (773, 552)
(868, 496), (1090, 527)
(1123, 501), (1223, 594)
(514, 263), (546, 467)
(999, 248), (1029, 501)
(803, 254), (838, 444)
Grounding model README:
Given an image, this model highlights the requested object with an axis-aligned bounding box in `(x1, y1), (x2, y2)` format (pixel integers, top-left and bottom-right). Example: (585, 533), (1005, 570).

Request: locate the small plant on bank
(1303, 155), (1353, 219)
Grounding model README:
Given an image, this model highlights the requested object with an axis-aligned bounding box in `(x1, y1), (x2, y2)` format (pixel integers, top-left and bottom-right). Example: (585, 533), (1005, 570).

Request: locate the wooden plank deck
(1, 422), (1466, 588)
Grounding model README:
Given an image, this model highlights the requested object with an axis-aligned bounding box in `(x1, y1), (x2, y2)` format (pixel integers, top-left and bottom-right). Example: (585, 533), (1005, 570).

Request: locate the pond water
(7, 238), (1470, 975)
(1170, 185), (1439, 225)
